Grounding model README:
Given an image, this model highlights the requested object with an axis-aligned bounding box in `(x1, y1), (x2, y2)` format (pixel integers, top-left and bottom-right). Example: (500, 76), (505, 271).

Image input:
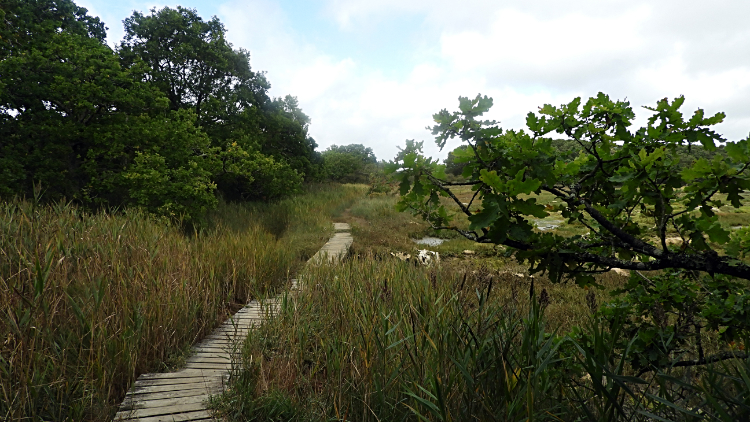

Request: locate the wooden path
(114, 223), (352, 421)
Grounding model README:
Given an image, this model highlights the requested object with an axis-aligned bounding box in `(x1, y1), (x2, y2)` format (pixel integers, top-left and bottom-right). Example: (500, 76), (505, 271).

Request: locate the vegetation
(322, 144), (378, 183)
(0, 184), (365, 421)
(214, 193), (750, 421)
(391, 93), (750, 282)
(6, 1), (750, 420)
(0, 0), (321, 222)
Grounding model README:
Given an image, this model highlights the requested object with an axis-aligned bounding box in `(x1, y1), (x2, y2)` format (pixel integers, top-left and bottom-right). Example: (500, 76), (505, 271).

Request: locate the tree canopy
(322, 144), (377, 182)
(388, 94), (750, 283)
(0, 1), (325, 221)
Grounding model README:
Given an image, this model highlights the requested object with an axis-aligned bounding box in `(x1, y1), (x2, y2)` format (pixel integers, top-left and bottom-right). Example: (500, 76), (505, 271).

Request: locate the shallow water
(533, 218), (563, 231)
(412, 237), (446, 246)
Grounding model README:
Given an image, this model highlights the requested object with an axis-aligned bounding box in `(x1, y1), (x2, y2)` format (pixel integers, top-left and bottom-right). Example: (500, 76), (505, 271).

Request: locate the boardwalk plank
(114, 225), (351, 421)
(133, 377), (223, 387)
(129, 382), (222, 396)
(138, 371), (225, 380)
(115, 407), (213, 421)
(123, 388), (211, 402)
(120, 394), (208, 411)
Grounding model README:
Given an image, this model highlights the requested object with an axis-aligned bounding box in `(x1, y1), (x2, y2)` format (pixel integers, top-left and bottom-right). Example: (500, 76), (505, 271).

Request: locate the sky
(78, 0), (750, 162)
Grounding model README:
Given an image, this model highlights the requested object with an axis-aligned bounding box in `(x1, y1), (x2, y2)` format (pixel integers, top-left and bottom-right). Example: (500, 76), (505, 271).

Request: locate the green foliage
(1, 1), (321, 219)
(322, 144), (378, 182)
(120, 6), (252, 118)
(595, 270), (750, 373)
(0, 1), (221, 221)
(443, 145), (470, 176)
(389, 93), (750, 283)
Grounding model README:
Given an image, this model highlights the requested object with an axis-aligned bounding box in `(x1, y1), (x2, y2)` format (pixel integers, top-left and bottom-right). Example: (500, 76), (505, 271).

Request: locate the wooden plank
(222, 318), (263, 324)
(114, 403), (209, 420)
(184, 358), (232, 365)
(124, 409), (215, 422)
(182, 363), (232, 370)
(186, 352), (232, 359)
(120, 394), (207, 411)
(212, 326), (251, 332)
(133, 377), (223, 387)
(198, 336), (245, 343)
(129, 382), (222, 396)
(123, 388), (210, 403)
(138, 371), (225, 380)
(191, 346), (232, 353)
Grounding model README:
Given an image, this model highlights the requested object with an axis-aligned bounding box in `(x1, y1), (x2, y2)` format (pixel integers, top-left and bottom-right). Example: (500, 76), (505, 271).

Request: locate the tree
(0, 0), (218, 221)
(444, 145), (470, 176)
(322, 144), (377, 182)
(119, 8), (317, 196)
(119, 7), (252, 121)
(388, 94), (750, 284)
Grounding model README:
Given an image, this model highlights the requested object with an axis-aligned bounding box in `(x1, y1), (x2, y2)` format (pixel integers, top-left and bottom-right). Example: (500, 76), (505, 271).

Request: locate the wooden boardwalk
(114, 223), (352, 421)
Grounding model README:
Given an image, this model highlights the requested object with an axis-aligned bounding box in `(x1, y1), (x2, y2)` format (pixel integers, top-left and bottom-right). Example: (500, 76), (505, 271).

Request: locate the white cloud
(213, 0), (750, 163)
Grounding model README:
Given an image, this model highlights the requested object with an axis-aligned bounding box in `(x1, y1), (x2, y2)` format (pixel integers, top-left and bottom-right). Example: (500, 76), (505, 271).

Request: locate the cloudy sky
(79, 0), (750, 161)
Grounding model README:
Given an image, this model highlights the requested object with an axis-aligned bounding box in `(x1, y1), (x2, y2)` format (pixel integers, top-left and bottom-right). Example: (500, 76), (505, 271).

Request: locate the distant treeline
(0, 0), (376, 222)
(445, 139), (730, 177)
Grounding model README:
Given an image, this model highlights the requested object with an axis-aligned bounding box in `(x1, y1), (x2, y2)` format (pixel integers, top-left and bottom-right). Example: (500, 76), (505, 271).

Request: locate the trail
(113, 223), (353, 422)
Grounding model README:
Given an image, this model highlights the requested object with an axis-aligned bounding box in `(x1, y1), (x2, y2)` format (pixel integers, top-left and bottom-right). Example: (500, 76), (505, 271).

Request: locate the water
(533, 218), (563, 231)
(412, 237), (445, 246)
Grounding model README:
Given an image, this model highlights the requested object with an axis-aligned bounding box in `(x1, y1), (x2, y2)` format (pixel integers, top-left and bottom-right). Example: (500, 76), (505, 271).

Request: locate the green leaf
(479, 169), (504, 191)
(510, 168), (541, 195)
(725, 138), (749, 162)
(514, 198), (548, 218)
(468, 201), (500, 231)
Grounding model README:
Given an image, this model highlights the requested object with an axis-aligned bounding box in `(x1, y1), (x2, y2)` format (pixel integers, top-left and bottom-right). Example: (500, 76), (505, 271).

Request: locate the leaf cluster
(0, 1), (324, 222)
(388, 93), (750, 283)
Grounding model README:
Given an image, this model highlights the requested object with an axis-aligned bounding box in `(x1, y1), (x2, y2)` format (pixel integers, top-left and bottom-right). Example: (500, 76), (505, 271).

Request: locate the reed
(213, 192), (750, 421)
(0, 183), (365, 421)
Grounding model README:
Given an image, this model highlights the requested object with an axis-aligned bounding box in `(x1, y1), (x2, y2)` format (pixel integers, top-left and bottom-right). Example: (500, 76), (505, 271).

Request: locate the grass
(0, 183), (366, 421)
(213, 190), (750, 421)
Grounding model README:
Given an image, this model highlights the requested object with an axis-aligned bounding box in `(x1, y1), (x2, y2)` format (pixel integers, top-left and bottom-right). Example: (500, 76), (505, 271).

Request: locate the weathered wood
(120, 394), (208, 411)
(134, 378), (225, 388)
(115, 407), (213, 421)
(123, 388), (211, 403)
(182, 363), (233, 370)
(138, 370), (225, 380)
(128, 382), (223, 396)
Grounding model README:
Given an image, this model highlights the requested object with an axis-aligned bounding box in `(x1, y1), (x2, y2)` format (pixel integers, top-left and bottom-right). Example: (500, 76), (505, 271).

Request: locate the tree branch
(637, 351), (749, 376)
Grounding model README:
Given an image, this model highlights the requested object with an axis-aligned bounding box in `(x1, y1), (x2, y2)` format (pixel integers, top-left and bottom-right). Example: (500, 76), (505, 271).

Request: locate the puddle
(532, 218), (563, 231)
(412, 237), (446, 246)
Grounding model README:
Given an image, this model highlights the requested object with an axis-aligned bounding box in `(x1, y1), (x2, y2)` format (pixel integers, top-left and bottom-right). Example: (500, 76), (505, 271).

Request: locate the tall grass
(214, 191), (750, 421)
(0, 183), (366, 421)
(216, 258), (750, 421)
(216, 259), (572, 421)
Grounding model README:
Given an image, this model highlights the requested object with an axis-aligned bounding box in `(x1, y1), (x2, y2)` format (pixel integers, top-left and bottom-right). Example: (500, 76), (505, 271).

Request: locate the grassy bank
(0, 183), (365, 421)
(214, 193), (750, 421)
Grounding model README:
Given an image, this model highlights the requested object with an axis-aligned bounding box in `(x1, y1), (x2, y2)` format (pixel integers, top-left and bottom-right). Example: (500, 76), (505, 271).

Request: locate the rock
(665, 237), (684, 247)
(417, 249), (440, 266)
(612, 268), (630, 277)
(463, 250), (475, 255)
(513, 273), (525, 278)
(390, 252), (411, 262)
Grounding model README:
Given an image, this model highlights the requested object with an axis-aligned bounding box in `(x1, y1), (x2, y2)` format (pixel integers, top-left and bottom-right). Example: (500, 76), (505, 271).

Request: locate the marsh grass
(216, 257), (632, 421)
(0, 183), (365, 421)
(218, 258), (750, 421)
(214, 190), (750, 421)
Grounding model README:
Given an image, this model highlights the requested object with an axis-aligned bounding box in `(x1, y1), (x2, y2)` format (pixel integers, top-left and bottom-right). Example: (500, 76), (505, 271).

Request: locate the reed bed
(217, 257), (750, 421)
(214, 192), (750, 421)
(0, 183), (366, 421)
